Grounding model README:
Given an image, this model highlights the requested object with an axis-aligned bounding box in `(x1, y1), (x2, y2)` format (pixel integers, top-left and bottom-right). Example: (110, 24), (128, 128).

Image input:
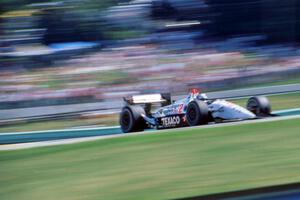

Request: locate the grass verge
(1, 118), (300, 200)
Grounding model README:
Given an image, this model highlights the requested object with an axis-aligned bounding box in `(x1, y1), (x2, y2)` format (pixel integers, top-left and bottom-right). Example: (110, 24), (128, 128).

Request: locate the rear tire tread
(120, 105), (145, 133)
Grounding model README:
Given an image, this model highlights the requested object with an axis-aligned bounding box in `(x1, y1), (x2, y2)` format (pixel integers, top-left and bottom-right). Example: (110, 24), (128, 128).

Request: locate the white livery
(120, 89), (271, 133)
(209, 99), (256, 120)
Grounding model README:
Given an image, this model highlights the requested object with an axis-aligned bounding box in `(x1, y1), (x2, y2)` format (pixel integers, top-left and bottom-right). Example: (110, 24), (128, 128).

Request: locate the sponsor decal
(178, 104), (184, 113)
(163, 104), (185, 115)
(161, 116), (181, 127)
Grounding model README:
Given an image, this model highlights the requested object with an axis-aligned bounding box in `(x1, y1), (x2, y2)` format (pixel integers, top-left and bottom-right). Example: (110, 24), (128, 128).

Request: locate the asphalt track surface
(204, 83), (300, 99)
(1, 108), (300, 150)
(1, 83), (300, 121)
(3, 85), (299, 147)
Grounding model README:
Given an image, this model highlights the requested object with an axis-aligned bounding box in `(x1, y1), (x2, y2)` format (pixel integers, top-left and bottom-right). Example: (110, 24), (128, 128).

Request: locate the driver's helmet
(189, 88), (208, 101)
(197, 93), (208, 101)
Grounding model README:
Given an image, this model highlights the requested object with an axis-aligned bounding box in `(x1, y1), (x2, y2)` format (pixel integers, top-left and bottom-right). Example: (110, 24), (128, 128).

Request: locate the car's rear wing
(123, 93), (171, 106)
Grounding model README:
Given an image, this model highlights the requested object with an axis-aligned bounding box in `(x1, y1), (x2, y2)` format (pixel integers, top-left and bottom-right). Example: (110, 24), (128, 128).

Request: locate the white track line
(1, 114), (300, 151)
(1, 108), (298, 136)
(0, 126), (120, 136)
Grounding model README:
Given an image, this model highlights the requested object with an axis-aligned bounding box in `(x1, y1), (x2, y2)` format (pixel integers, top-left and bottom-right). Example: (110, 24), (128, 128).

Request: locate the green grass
(1, 118), (300, 200)
(231, 92), (300, 111)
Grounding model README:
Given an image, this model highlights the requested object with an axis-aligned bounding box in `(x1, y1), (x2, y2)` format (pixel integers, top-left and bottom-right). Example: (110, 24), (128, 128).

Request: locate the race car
(119, 89), (271, 133)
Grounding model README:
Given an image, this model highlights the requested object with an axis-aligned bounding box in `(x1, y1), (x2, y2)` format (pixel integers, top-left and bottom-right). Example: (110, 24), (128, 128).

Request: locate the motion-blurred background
(1, 0), (300, 130)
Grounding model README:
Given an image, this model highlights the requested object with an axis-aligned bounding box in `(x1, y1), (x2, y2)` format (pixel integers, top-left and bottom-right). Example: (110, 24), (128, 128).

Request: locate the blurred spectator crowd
(1, 0), (300, 109)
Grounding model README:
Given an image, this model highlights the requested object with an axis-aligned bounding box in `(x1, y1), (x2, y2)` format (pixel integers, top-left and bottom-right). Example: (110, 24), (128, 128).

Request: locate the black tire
(186, 100), (209, 126)
(247, 96), (271, 116)
(120, 105), (146, 133)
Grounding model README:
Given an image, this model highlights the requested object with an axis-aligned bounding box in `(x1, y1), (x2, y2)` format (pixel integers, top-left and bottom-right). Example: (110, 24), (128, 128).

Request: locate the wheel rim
(188, 105), (197, 122)
(122, 110), (131, 128)
(248, 99), (259, 114)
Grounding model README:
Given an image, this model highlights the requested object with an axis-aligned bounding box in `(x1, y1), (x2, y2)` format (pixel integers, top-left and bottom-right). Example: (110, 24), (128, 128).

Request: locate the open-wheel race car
(119, 89), (271, 133)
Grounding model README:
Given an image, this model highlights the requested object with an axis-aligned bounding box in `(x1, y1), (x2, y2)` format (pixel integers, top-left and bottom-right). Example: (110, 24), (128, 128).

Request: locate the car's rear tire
(247, 96), (271, 116)
(120, 105), (146, 133)
(186, 100), (209, 126)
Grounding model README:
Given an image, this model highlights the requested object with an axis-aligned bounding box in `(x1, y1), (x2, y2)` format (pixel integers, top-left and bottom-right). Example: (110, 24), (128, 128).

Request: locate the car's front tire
(186, 100), (209, 126)
(120, 105), (146, 133)
(247, 96), (271, 116)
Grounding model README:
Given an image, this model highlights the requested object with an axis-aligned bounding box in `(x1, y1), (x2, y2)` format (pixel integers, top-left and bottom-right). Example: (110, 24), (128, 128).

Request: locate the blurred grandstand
(1, 0), (300, 125)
